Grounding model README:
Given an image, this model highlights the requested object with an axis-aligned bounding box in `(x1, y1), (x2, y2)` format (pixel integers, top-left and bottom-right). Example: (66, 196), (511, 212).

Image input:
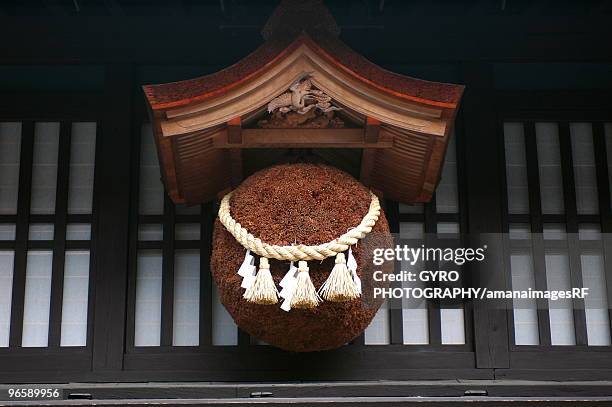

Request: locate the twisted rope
(218, 191), (381, 261)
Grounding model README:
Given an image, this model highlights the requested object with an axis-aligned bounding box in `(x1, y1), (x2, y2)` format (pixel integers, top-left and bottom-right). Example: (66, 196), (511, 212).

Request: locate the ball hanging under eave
(211, 163), (393, 352)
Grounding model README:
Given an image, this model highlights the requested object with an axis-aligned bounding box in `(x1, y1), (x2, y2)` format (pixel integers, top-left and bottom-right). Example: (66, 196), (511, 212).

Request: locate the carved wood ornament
(143, 0), (464, 205)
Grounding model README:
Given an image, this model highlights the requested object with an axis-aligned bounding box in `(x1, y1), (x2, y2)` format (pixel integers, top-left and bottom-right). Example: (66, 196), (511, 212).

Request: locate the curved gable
(142, 7), (463, 205)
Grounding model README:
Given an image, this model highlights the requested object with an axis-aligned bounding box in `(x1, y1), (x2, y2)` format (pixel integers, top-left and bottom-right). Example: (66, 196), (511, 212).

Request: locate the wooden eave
(144, 33), (463, 112)
(143, 32), (464, 205)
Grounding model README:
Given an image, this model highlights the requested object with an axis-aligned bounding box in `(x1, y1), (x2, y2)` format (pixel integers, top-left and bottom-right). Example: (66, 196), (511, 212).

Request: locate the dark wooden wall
(0, 0), (612, 386)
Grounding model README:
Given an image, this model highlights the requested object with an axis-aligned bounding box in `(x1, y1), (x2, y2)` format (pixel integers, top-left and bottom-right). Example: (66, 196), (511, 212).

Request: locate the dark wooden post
(460, 63), (510, 369)
(8, 121), (34, 348)
(91, 65), (134, 372)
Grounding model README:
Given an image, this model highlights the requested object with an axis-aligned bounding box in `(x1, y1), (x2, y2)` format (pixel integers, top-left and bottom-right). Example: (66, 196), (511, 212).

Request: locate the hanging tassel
(279, 262), (298, 292)
(238, 250), (255, 277)
(347, 247), (361, 294)
(347, 247), (358, 272)
(290, 261), (320, 309)
(238, 250), (256, 290)
(279, 262), (298, 299)
(280, 262), (298, 312)
(319, 252), (360, 302)
(243, 257), (279, 305)
(240, 262), (257, 289)
(280, 292), (294, 312)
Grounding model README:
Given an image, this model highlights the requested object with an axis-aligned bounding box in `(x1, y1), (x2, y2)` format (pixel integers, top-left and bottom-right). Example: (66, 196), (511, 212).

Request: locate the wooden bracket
(227, 117), (242, 144)
(365, 117), (381, 143)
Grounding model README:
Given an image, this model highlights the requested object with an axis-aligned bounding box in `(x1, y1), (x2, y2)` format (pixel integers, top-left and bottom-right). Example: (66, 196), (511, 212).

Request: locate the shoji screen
(0, 121), (96, 349)
(365, 132), (468, 346)
(132, 123), (237, 348)
(503, 121), (612, 347)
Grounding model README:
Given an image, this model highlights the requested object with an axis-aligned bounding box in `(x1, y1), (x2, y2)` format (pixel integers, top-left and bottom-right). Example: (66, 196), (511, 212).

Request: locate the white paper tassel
(280, 262), (298, 291)
(279, 262), (298, 297)
(238, 250), (255, 278)
(280, 262), (299, 312)
(240, 265), (257, 289)
(347, 247), (358, 272)
(318, 252), (360, 302)
(244, 257), (279, 305)
(238, 250), (257, 288)
(347, 247), (361, 294)
(289, 261), (320, 309)
(239, 251), (257, 289)
(280, 293), (294, 312)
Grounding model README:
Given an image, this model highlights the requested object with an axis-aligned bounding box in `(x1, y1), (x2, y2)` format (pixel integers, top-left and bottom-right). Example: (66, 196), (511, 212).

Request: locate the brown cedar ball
(211, 163), (393, 352)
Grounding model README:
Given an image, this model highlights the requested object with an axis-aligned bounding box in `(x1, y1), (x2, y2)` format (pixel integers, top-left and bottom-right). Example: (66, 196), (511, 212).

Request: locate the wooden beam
(460, 62), (510, 369)
(198, 202), (215, 347)
(215, 128), (393, 149)
(365, 117), (381, 143)
(48, 121), (72, 348)
(227, 117), (242, 144)
(92, 65), (133, 371)
(9, 122), (34, 348)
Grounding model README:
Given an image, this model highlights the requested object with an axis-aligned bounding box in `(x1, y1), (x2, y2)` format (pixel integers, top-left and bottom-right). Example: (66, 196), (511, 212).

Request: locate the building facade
(0, 0), (612, 402)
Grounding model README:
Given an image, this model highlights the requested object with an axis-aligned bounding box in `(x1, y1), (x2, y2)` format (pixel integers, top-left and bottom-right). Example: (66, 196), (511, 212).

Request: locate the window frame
(498, 95), (612, 379)
(0, 92), (101, 378)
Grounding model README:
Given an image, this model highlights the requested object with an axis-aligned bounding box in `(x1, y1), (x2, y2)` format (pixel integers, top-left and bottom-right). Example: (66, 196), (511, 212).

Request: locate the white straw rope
(218, 191), (381, 261)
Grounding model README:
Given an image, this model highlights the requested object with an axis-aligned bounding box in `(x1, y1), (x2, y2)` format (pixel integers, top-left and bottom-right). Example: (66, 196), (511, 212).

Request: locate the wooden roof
(143, 0), (464, 205)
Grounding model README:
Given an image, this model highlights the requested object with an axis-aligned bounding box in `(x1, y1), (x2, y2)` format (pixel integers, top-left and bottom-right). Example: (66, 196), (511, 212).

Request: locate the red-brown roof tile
(143, 32), (463, 111)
